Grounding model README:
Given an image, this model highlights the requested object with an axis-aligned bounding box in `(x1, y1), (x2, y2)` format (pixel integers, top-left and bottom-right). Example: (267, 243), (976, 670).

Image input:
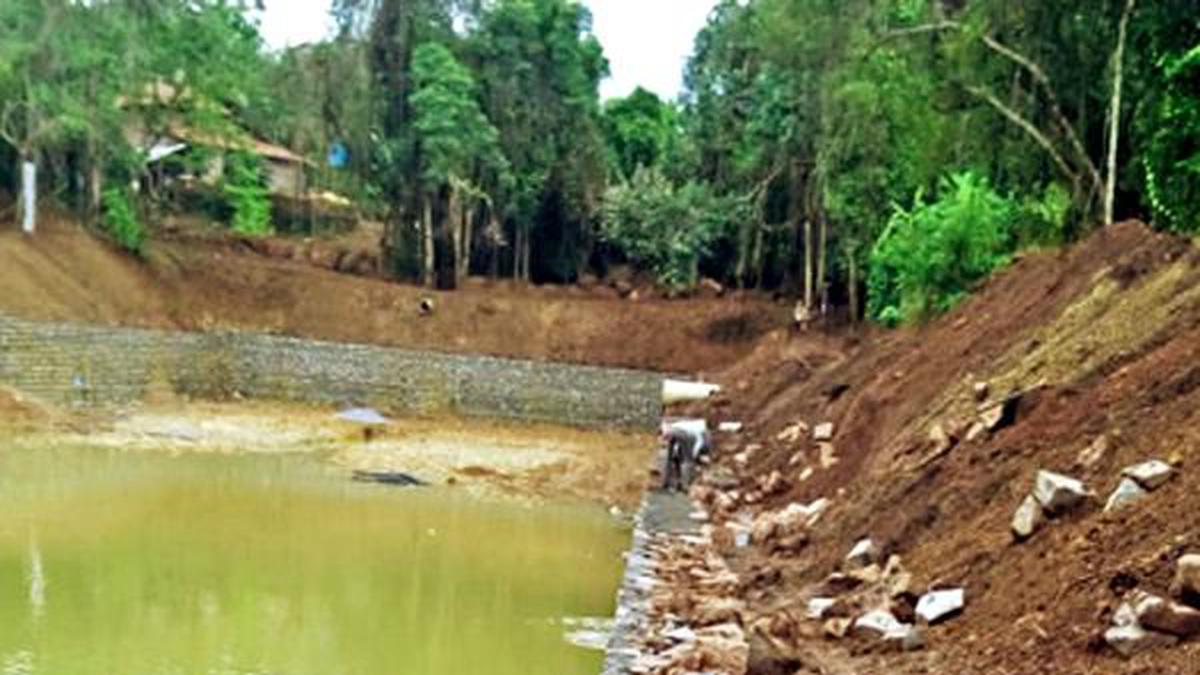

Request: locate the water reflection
(0, 447), (626, 675)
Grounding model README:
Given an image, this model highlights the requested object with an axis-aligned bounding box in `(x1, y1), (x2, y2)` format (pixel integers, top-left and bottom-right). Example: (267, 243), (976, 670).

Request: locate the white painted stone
(846, 538), (880, 568)
(1122, 460), (1175, 491)
(1105, 477), (1149, 513)
(1105, 624), (1178, 658)
(1033, 470), (1091, 514)
(916, 588), (965, 625)
(1012, 494), (1044, 541)
(813, 422), (835, 442)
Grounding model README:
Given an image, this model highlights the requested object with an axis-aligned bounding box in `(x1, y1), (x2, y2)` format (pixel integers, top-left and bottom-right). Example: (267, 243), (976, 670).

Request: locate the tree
(602, 87), (678, 181)
(410, 41), (507, 287)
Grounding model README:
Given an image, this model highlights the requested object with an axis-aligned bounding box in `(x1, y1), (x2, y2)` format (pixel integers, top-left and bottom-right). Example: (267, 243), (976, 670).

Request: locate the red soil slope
(683, 221), (1200, 674)
(0, 214), (786, 373)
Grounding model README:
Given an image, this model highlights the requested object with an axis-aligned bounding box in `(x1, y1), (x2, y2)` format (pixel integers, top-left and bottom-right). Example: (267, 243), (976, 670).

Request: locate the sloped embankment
(660, 221), (1200, 674)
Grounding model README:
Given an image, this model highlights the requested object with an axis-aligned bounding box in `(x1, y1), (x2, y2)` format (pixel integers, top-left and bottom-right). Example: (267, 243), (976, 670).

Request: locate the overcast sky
(256, 1), (717, 101)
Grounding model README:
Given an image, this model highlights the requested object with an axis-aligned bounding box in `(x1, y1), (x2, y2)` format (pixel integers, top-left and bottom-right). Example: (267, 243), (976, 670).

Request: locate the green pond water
(0, 446), (628, 675)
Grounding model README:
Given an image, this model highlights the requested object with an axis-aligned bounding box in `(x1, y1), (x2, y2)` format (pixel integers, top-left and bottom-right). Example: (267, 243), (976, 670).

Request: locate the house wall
(266, 160), (305, 199)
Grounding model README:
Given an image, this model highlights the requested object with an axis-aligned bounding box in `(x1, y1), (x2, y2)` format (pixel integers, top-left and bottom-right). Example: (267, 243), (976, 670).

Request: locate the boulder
(1012, 494), (1044, 541)
(1122, 460), (1175, 490)
(965, 421), (988, 443)
(846, 538), (881, 568)
(813, 422), (835, 442)
(916, 588), (965, 625)
(1105, 624), (1178, 658)
(1132, 591), (1200, 637)
(973, 381), (990, 402)
(1032, 470), (1091, 515)
(1104, 477), (1149, 513)
(1173, 555), (1200, 604)
(929, 423), (954, 454)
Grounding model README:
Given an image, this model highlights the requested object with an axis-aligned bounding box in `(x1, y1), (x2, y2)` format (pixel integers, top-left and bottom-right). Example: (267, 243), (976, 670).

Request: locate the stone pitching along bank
(0, 313), (662, 430)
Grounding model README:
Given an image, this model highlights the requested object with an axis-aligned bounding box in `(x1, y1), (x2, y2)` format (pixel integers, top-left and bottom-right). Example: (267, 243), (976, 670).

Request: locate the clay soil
(0, 212), (785, 373)
(675, 221), (1200, 674)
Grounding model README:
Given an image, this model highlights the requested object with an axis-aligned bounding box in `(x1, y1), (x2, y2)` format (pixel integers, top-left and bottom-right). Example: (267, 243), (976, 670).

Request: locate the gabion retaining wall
(0, 314), (661, 430)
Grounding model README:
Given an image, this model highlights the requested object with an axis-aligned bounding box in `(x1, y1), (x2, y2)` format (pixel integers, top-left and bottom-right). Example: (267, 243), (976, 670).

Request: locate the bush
(600, 167), (736, 291)
(221, 152), (273, 236)
(101, 188), (146, 256)
(868, 171), (1016, 325)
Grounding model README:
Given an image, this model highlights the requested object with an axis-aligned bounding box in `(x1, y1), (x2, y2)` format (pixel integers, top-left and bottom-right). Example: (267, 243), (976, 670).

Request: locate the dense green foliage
(868, 173), (1015, 325)
(1139, 43), (1200, 233)
(2, 0), (1200, 323)
(221, 152), (273, 237)
(601, 168), (738, 291)
(101, 188), (145, 255)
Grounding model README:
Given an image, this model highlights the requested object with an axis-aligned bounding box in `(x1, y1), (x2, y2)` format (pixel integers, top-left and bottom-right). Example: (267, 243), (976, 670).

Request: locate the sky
(256, 1), (718, 101)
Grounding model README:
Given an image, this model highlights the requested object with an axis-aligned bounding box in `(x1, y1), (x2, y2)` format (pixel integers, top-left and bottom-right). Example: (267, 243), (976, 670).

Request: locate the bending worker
(661, 422), (711, 492)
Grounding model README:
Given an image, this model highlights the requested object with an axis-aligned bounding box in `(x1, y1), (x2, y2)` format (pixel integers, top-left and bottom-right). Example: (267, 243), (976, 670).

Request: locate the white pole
(21, 160), (36, 234)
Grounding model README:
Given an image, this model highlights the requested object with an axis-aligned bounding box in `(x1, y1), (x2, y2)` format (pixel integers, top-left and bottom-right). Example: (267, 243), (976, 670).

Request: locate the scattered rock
(848, 564), (883, 586)
(1132, 591), (1200, 637)
(1032, 470), (1092, 515)
(807, 597), (837, 620)
(916, 589), (965, 625)
(978, 392), (1022, 432)
(777, 422), (809, 444)
(882, 624), (926, 652)
(1076, 435), (1111, 470)
(1172, 555), (1200, 604)
(1122, 460), (1175, 490)
(824, 617), (853, 640)
(928, 423), (956, 455)
(883, 556), (914, 598)
(1012, 494), (1044, 541)
(1105, 624), (1178, 658)
(852, 609), (906, 638)
(818, 442), (838, 469)
(964, 421), (988, 443)
(1105, 477), (1149, 513)
(813, 422), (835, 442)
(846, 538), (881, 568)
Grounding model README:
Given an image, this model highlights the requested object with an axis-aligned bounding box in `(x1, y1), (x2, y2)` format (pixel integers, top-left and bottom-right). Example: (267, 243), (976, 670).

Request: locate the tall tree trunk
(1104, 0), (1137, 226)
(459, 203), (473, 283)
(447, 186), (462, 286)
(847, 244), (860, 324)
(513, 224), (522, 280)
(751, 219), (765, 289)
(817, 211), (828, 313)
(803, 217), (814, 309)
(422, 196), (435, 288)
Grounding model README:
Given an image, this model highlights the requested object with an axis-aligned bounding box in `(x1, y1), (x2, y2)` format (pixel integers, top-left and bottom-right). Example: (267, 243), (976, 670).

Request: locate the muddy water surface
(0, 446), (627, 675)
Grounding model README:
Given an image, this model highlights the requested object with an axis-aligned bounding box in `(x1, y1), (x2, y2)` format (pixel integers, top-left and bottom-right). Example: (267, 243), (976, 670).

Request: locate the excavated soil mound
(684, 221), (1200, 674)
(0, 214), (786, 373)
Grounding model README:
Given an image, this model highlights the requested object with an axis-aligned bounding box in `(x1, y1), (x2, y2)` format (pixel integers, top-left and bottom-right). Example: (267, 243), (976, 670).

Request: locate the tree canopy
(1, 0), (1198, 324)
